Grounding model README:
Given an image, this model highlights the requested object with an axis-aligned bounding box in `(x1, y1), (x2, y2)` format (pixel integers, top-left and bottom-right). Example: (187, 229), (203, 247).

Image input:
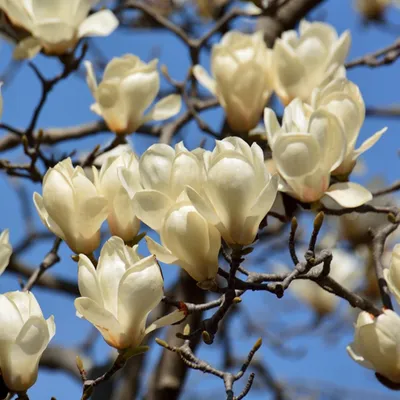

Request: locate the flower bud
(311, 78), (386, 177)
(74, 236), (184, 350)
(33, 158), (108, 254)
(0, 291), (55, 392)
(271, 20), (351, 104)
(264, 100), (373, 207)
(193, 31), (273, 133)
(1, 0), (119, 59)
(93, 152), (141, 242)
(85, 55), (181, 135)
(144, 197), (221, 283)
(347, 310), (400, 384)
(186, 137), (278, 245)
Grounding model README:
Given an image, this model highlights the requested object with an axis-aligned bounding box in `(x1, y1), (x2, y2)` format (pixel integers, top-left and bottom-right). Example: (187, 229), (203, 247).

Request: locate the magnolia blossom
(264, 99), (372, 207)
(384, 244), (400, 305)
(311, 78), (386, 176)
(186, 137), (278, 245)
(271, 20), (351, 104)
(193, 31), (273, 133)
(93, 152), (141, 242)
(0, 229), (12, 275)
(347, 310), (400, 383)
(289, 249), (362, 315)
(122, 142), (206, 230)
(0, 291), (55, 392)
(85, 55), (181, 135)
(141, 194), (221, 284)
(33, 158), (108, 254)
(354, 0), (392, 19)
(0, 0), (119, 59)
(74, 236), (184, 350)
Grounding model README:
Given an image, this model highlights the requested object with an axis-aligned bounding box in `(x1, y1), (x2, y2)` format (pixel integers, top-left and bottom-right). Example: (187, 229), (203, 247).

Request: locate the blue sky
(0, 0), (400, 399)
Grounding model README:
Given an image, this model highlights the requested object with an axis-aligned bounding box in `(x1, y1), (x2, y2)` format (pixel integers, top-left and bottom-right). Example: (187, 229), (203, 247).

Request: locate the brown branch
(345, 39), (400, 69)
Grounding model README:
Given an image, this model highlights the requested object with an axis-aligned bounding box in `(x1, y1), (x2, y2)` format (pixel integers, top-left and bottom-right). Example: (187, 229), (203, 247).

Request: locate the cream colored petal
(192, 65), (217, 95)
(0, 229), (12, 275)
(144, 94), (181, 122)
(321, 182), (372, 208)
(144, 309), (186, 336)
(185, 186), (220, 225)
(133, 190), (172, 231)
(74, 297), (126, 349)
(263, 108), (281, 147)
(353, 127), (387, 160)
(77, 254), (103, 305)
(13, 37), (42, 60)
(84, 60), (98, 96)
(145, 236), (178, 264)
(326, 30), (351, 69)
(78, 9), (119, 38)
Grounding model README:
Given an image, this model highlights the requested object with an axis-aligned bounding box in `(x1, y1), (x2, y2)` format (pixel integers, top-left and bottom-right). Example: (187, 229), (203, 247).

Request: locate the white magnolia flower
(384, 244), (400, 305)
(347, 309), (400, 383)
(271, 20), (351, 104)
(122, 142), (206, 230)
(186, 137), (278, 245)
(264, 99), (372, 207)
(74, 236), (185, 350)
(289, 249), (362, 315)
(354, 0), (392, 19)
(0, 291), (55, 392)
(311, 78), (386, 176)
(93, 152), (141, 242)
(193, 30), (273, 133)
(0, 0), (119, 59)
(85, 55), (181, 135)
(142, 194), (221, 284)
(33, 158), (108, 254)
(0, 229), (12, 275)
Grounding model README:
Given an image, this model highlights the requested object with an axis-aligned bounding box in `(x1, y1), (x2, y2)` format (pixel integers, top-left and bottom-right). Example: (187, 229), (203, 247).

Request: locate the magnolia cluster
(34, 137), (278, 285)
(347, 246), (400, 385)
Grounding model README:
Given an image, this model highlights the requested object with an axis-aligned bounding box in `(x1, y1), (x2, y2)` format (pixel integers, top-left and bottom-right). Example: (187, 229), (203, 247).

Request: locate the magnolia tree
(0, 0), (399, 399)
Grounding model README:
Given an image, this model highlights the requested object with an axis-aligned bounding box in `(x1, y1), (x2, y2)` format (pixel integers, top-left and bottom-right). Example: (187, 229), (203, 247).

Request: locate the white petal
(13, 37), (42, 60)
(145, 94), (181, 122)
(185, 186), (220, 225)
(133, 190), (172, 231)
(192, 65), (217, 95)
(353, 127), (387, 160)
(0, 229), (12, 275)
(145, 236), (178, 264)
(263, 108), (281, 147)
(321, 182), (372, 208)
(144, 309), (186, 336)
(78, 9), (119, 38)
(84, 60), (98, 96)
(77, 254), (103, 306)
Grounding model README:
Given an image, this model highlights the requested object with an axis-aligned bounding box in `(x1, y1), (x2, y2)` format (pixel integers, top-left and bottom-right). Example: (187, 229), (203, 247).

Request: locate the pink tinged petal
(117, 256), (163, 345)
(74, 297), (127, 349)
(263, 108), (281, 147)
(144, 309), (186, 336)
(145, 236), (178, 264)
(353, 127), (387, 160)
(78, 9), (119, 38)
(133, 190), (173, 231)
(13, 37), (42, 60)
(144, 94), (181, 123)
(321, 182), (372, 208)
(308, 108), (346, 172)
(192, 65), (217, 95)
(0, 316), (51, 392)
(77, 255), (103, 305)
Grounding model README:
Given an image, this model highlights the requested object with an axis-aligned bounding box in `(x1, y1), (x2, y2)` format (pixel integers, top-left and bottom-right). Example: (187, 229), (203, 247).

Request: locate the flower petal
(321, 182), (372, 208)
(78, 9), (119, 38)
(193, 65), (217, 95)
(144, 94), (181, 122)
(353, 127), (387, 160)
